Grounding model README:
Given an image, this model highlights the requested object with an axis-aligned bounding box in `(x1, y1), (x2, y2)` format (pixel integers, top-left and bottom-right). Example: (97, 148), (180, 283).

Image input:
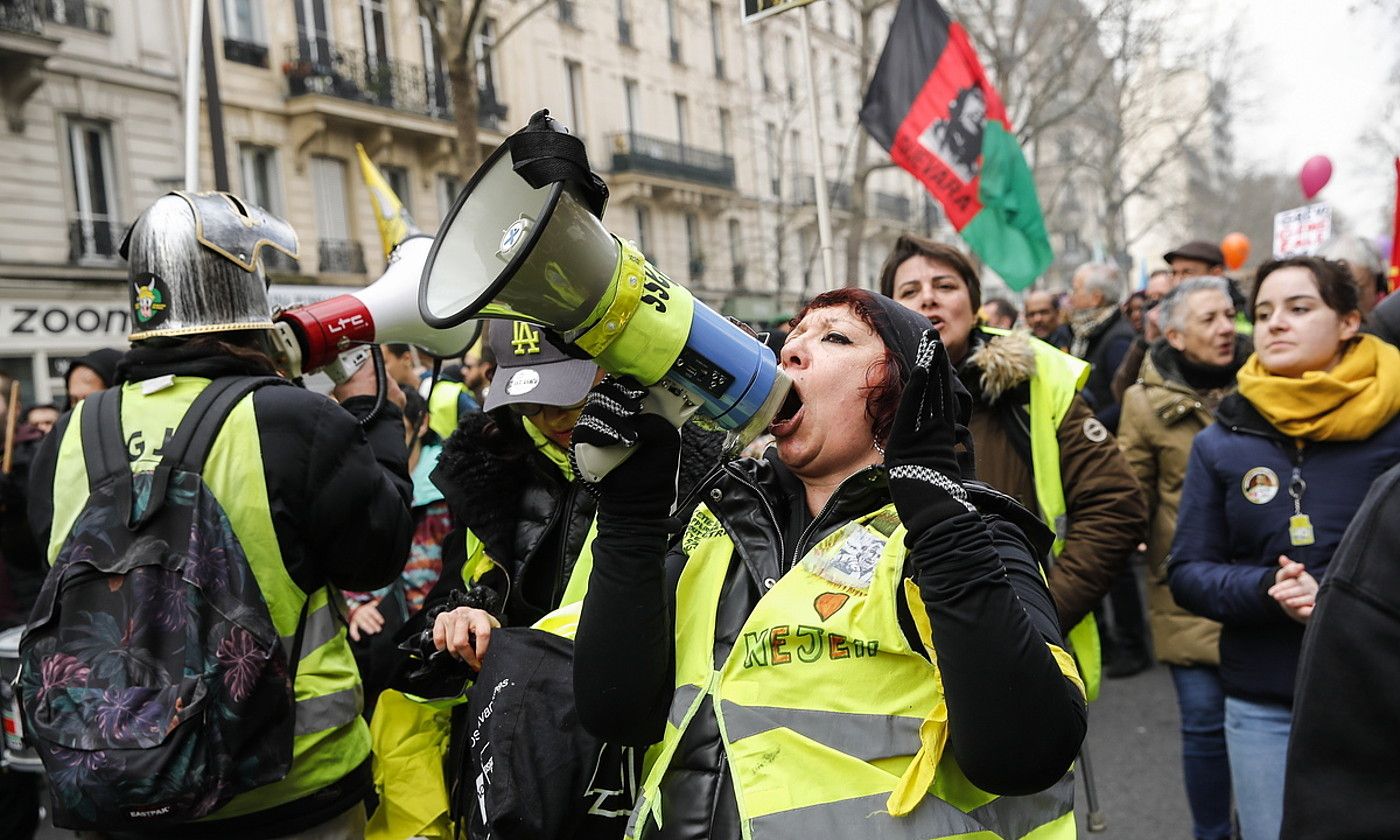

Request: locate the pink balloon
(1299, 155), (1332, 200)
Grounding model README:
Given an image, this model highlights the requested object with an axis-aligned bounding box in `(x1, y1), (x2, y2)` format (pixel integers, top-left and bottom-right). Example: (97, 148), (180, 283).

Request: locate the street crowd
(2, 191), (1400, 840)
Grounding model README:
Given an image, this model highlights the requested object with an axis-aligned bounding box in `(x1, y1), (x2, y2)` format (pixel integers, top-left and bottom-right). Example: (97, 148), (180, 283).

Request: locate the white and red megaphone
(270, 235), (480, 379)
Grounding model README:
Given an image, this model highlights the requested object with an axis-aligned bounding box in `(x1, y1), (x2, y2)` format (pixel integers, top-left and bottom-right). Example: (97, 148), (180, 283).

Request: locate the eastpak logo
(128, 804), (173, 819)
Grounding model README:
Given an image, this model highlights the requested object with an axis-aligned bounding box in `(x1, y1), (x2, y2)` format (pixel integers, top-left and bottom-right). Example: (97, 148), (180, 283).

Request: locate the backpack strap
(134, 375), (289, 528)
(79, 388), (135, 526)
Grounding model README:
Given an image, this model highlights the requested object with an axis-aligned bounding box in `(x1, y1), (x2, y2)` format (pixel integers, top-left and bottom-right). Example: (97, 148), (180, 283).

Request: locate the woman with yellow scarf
(1168, 256), (1400, 840)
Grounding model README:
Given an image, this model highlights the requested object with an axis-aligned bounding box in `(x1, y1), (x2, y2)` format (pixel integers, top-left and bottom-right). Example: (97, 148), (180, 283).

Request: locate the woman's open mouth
(769, 386), (805, 437)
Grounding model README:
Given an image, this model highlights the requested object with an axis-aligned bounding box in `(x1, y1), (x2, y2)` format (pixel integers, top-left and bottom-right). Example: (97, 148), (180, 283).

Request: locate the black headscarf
(848, 289), (974, 427)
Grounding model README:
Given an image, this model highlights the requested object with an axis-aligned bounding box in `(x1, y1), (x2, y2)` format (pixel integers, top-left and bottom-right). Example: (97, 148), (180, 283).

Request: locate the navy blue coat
(1168, 393), (1400, 706)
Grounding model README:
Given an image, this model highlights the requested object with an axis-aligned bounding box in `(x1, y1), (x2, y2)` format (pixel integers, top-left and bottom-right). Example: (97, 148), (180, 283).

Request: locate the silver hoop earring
(873, 439), (886, 456)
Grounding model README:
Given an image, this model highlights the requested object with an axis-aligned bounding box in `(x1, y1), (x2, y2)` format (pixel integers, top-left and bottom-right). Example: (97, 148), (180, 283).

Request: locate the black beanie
(849, 289), (973, 426)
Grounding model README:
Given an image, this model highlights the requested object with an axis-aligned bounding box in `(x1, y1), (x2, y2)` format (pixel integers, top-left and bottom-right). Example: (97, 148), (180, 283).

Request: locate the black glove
(570, 376), (681, 519)
(884, 330), (977, 540)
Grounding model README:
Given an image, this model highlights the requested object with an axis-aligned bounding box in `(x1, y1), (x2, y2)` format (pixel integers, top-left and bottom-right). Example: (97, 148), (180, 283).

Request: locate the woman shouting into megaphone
(570, 288), (1088, 840)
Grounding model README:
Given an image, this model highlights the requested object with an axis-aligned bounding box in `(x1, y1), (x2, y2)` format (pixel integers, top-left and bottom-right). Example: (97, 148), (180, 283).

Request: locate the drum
(0, 624), (43, 772)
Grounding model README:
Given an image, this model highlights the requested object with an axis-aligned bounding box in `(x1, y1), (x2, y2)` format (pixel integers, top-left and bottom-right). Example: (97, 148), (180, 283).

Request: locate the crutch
(1079, 742), (1107, 832)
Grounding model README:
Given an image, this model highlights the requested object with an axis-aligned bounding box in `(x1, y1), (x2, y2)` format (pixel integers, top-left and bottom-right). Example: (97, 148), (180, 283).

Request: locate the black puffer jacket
(574, 454), (1086, 840)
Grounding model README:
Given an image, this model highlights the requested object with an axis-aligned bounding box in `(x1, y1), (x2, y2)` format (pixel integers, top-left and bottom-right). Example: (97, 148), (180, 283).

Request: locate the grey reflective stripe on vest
(279, 599), (343, 660)
(294, 684), (363, 737)
(748, 773), (1074, 839)
(667, 683), (703, 730)
(719, 699), (923, 763)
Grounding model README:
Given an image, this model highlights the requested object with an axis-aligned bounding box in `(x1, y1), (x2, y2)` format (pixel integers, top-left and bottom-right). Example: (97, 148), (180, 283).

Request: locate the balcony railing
(43, 0), (109, 34)
(873, 191), (911, 220)
(318, 239), (366, 274)
(793, 175), (851, 211)
(224, 37), (268, 67)
(0, 0), (42, 34)
(68, 217), (122, 262)
(609, 131), (735, 190)
(284, 41), (507, 127)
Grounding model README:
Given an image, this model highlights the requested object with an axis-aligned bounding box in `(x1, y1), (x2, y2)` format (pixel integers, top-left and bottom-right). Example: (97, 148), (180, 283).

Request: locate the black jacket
(1078, 309), (1136, 431)
(1282, 463), (1400, 838)
(573, 454), (1086, 840)
(26, 346), (414, 836)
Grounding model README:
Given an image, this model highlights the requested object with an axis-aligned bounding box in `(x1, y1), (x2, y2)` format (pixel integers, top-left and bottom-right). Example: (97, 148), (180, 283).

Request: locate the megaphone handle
(572, 383), (698, 484)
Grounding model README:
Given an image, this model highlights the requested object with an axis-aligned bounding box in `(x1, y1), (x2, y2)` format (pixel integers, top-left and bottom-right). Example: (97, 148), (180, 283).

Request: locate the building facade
(0, 0), (934, 404)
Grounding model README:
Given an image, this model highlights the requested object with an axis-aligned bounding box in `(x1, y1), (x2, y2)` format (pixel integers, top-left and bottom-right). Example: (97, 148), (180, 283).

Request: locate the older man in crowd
(1024, 289), (1072, 350)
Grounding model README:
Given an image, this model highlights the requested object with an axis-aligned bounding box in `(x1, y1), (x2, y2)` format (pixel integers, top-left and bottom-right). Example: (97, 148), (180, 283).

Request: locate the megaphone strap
(510, 111), (609, 218)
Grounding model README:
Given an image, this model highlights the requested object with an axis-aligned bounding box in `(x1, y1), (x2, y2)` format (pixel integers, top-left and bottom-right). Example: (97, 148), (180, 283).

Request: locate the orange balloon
(1221, 232), (1250, 270)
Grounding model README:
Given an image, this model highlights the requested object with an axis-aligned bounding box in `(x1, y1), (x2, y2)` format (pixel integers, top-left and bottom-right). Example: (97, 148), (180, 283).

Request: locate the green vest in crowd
(46, 379), (368, 820)
(628, 502), (1078, 839)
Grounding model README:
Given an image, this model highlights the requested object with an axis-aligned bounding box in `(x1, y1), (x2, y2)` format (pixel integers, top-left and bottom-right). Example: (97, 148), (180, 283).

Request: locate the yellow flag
(356, 143), (421, 260)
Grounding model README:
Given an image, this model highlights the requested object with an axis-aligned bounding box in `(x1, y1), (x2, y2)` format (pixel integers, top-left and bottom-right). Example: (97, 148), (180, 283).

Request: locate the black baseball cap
(483, 321), (599, 412)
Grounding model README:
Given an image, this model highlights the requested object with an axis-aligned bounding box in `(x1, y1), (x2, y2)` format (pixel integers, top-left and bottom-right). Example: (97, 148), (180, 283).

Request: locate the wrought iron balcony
(43, 0), (109, 33)
(284, 41), (507, 127)
(873, 191), (911, 220)
(0, 0), (42, 34)
(68, 217), (122, 262)
(224, 37), (267, 67)
(793, 175), (851, 211)
(609, 131), (735, 190)
(318, 239), (366, 274)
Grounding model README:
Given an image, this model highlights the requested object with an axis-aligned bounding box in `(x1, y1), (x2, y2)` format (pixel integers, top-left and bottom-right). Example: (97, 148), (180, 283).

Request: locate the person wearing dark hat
(63, 346), (123, 409)
(1111, 239), (1237, 406)
(880, 233), (1146, 686)
(570, 287), (1086, 839)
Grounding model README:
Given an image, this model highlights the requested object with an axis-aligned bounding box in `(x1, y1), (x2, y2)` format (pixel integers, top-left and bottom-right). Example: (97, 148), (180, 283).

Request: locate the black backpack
(19, 377), (303, 830)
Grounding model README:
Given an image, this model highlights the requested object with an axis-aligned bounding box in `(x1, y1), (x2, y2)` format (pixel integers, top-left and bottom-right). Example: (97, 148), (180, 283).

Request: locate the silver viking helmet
(120, 191), (299, 341)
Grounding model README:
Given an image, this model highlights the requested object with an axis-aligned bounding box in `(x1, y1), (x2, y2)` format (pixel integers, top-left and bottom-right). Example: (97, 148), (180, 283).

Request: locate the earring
(873, 439), (886, 456)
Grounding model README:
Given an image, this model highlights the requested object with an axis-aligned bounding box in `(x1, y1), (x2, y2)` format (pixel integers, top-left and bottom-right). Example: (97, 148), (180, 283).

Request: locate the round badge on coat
(505, 369), (540, 396)
(1241, 467), (1279, 504)
(1082, 417), (1109, 443)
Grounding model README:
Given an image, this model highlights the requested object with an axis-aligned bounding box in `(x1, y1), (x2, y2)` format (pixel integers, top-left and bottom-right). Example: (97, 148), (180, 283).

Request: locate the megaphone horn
(274, 235), (480, 377)
(419, 111), (790, 467)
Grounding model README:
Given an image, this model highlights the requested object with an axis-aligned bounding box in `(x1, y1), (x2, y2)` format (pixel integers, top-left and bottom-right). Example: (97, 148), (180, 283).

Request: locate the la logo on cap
(512, 321), (542, 356)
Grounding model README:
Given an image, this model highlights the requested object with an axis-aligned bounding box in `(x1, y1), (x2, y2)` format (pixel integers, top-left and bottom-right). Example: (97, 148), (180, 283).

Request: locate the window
(224, 0), (261, 42)
(728, 218), (744, 288)
(556, 0), (577, 26)
(765, 122), (780, 197)
(564, 61), (585, 136)
(239, 145), (282, 215)
(477, 18), (501, 105)
(420, 14), (449, 116)
(783, 36), (795, 102)
(311, 156), (349, 240)
(665, 0), (680, 62)
(674, 94), (688, 147)
(709, 2), (725, 79)
(686, 214), (703, 279)
(359, 0), (390, 65)
(623, 78), (640, 134)
(830, 58), (842, 121)
(438, 174), (463, 217)
(616, 0), (632, 44)
(381, 164), (411, 214)
(67, 119), (119, 260)
(758, 32), (771, 93)
(634, 205), (651, 255)
(717, 108), (731, 155)
(295, 0), (332, 64)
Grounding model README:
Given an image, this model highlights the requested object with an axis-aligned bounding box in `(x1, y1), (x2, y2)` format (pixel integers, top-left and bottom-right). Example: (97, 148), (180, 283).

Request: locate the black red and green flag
(859, 0), (1052, 290)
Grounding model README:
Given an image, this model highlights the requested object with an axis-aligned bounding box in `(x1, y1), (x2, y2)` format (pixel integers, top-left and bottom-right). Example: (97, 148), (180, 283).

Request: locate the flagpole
(798, 6), (836, 291)
(182, 0), (205, 190)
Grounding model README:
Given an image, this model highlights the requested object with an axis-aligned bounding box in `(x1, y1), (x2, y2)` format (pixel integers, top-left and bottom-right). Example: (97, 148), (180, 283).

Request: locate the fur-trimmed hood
(961, 328), (1038, 405)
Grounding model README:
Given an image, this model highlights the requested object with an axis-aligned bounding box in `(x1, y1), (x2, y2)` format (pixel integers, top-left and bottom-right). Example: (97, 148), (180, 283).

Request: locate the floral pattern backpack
(19, 377), (302, 830)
